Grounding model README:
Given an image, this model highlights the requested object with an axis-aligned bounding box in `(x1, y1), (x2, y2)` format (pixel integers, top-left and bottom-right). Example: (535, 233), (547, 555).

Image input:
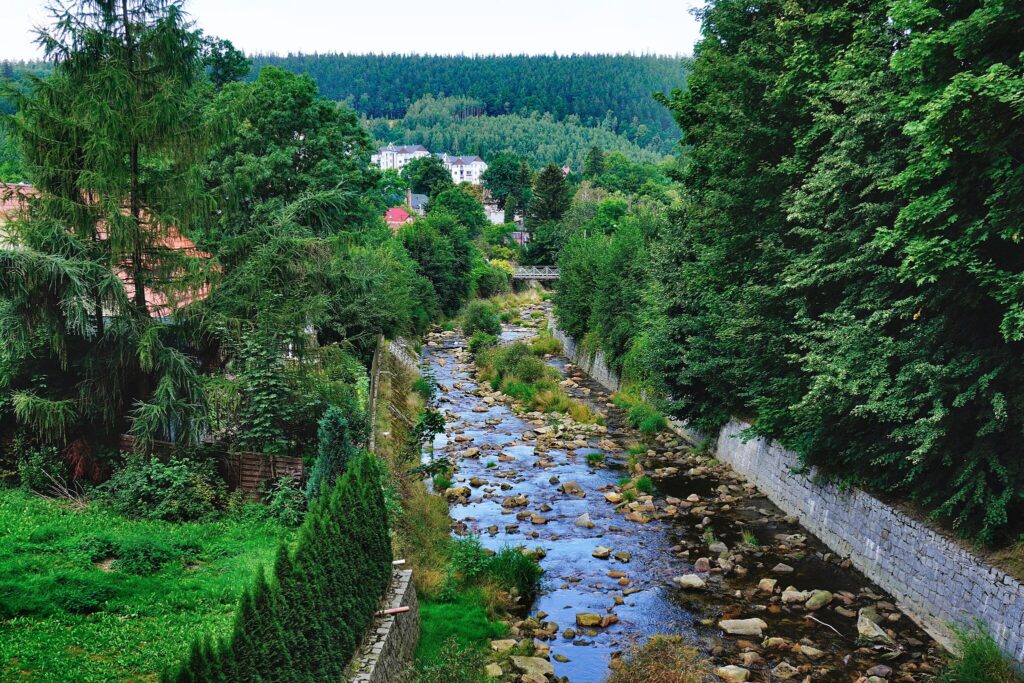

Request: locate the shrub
(167, 454), (392, 682)
(941, 628), (1024, 683)
(529, 334), (562, 356)
(511, 355), (546, 384)
(98, 456), (225, 523)
(608, 635), (713, 683)
(634, 476), (655, 495)
(502, 382), (536, 403)
(413, 376), (437, 401)
(18, 446), (66, 493)
(586, 453), (605, 466)
(114, 537), (176, 575)
(468, 332), (499, 354)
(432, 474), (453, 491)
(306, 406), (359, 499)
(415, 637), (487, 683)
(263, 475), (307, 527)
(462, 300), (501, 337)
(472, 262), (512, 299)
(486, 547), (543, 597)
(626, 402), (667, 434)
(450, 535), (489, 582)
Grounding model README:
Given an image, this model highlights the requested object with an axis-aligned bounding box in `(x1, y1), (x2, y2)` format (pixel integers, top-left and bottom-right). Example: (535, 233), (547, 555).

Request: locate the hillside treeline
(366, 95), (667, 169)
(249, 53), (690, 150)
(555, 0), (1023, 543)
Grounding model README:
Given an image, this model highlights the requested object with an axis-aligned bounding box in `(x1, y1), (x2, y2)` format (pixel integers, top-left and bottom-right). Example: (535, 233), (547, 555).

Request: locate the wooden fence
(118, 435), (305, 496)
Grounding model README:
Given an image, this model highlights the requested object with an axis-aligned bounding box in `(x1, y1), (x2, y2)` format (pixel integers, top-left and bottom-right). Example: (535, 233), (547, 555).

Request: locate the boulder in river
(576, 613), (602, 627)
(857, 609), (896, 645)
(510, 656), (554, 679)
(719, 618), (768, 637)
(673, 574), (706, 590)
(592, 546), (613, 559)
(559, 481), (586, 497)
(805, 590), (833, 610)
(574, 512), (595, 529)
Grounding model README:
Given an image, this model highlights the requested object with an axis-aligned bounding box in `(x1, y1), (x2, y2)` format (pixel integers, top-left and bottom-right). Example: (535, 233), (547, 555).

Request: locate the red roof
(385, 207), (412, 224)
(0, 183), (210, 319)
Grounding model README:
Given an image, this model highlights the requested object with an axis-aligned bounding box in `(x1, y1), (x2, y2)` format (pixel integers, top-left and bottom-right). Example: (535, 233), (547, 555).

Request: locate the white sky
(0, 0), (704, 61)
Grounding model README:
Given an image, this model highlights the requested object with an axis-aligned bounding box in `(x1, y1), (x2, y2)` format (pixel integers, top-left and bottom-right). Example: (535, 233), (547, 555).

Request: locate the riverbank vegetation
(552, 1), (1024, 547)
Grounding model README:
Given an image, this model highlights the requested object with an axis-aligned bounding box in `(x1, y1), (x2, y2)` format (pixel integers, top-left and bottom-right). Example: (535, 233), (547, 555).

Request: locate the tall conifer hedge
(164, 453), (392, 682)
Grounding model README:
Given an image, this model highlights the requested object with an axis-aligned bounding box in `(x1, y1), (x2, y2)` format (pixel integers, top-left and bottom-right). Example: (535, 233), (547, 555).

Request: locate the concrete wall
(350, 569), (420, 683)
(549, 323), (621, 393)
(552, 322), (1024, 663)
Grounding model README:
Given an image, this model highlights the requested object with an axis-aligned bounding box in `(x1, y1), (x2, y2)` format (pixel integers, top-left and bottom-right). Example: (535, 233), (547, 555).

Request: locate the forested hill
(248, 53), (690, 145)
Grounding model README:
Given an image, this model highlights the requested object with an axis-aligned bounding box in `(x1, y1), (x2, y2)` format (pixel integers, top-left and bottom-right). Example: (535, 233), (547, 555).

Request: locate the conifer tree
(583, 146), (605, 178)
(527, 164), (572, 227)
(0, 0), (211, 447)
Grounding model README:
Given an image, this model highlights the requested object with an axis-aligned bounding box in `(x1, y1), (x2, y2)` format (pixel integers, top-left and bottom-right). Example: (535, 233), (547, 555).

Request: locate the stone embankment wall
(350, 569), (420, 683)
(550, 320), (1024, 663)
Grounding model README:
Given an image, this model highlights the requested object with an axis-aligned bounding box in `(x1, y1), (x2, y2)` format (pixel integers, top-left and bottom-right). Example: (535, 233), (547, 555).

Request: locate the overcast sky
(1, 0), (704, 61)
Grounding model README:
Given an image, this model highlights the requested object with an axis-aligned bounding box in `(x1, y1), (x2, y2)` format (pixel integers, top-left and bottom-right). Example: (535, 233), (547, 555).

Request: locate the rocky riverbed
(421, 301), (946, 683)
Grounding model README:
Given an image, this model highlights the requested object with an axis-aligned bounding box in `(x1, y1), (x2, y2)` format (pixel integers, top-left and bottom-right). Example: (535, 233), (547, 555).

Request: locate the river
(420, 300), (943, 683)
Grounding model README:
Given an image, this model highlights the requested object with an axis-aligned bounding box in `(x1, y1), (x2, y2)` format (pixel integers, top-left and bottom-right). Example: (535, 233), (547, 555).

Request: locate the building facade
(371, 144), (430, 172)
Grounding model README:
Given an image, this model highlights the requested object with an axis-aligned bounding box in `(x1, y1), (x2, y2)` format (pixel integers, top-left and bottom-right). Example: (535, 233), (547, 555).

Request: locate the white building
(438, 153), (488, 185)
(371, 144), (430, 172)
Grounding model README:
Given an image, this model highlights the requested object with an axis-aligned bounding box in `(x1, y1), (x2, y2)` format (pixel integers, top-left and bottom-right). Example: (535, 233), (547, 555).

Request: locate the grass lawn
(0, 488), (287, 682)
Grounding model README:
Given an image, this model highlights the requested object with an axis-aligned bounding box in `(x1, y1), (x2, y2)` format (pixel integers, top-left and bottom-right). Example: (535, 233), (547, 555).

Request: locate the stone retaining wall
(350, 569), (420, 683)
(552, 321), (1024, 664)
(549, 323), (621, 392)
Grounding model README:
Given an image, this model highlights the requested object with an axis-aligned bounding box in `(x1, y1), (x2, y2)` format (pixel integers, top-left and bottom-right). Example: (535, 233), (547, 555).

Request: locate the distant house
(372, 144), (430, 172)
(407, 191), (428, 216)
(0, 182), (210, 321)
(385, 206), (414, 232)
(438, 153), (488, 185)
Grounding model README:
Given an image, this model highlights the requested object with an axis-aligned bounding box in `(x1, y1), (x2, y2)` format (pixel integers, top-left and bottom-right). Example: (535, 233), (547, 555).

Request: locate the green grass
(941, 628), (1024, 683)
(417, 589), (507, 666)
(0, 488), (287, 682)
(634, 475), (655, 495)
(586, 453), (605, 466)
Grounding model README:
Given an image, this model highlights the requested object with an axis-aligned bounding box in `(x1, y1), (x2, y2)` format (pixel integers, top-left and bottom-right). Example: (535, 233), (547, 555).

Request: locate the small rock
(604, 492), (623, 504)
(858, 609), (895, 645)
(716, 665), (751, 683)
(444, 487), (471, 503)
(484, 663), (503, 678)
(719, 618), (768, 637)
(674, 574), (707, 590)
(576, 613), (602, 627)
(490, 639), (518, 652)
(805, 590), (833, 610)
(613, 551), (631, 563)
(574, 512), (595, 529)
(772, 662), (801, 680)
(867, 665), (893, 678)
(772, 563), (795, 573)
(559, 481), (586, 497)
(510, 656), (554, 680)
(708, 541), (728, 554)
(757, 578), (777, 593)
(694, 557), (712, 573)
(592, 546), (612, 559)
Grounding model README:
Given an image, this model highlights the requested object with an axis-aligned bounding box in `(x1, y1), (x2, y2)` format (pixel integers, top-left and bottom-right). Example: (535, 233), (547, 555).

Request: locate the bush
(529, 333), (562, 355)
(462, 300), (501, 337)
(167, 454), (392, 682)
(306, 406), (359, 499)
(114, 538), (176, 575)
(511, 355), (546, 383)
(608, 635), (713, 683)
(413, 376), (437, 401)
(941, 628), (1024, 683)
(98, 456), (225, 523)
(51, 575), (116, 615)
(472, 262), (512, 299)
(634, 476), (654, 495)
(468, 332), (498, 354)
(18, 446), (66, 493)
(263, 475), (307, 527)
(626, 402), (667, 435)
(502, 382), (536, 403)
(486, 547), (543, 597)
(415, 637), (487, 683)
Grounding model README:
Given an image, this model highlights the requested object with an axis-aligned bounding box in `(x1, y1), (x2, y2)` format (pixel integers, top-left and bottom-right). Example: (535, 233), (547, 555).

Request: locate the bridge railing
(512, 266), (559, 280)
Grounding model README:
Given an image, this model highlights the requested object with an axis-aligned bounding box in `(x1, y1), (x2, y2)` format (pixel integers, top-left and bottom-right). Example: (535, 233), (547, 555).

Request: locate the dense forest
(366, 95), (668, 169)
(249, 53), (690, 151)
(552, 0), (1024, 544)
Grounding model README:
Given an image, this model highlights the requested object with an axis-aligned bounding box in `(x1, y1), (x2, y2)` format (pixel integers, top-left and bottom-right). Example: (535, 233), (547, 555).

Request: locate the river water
(421, 305), (944, 683)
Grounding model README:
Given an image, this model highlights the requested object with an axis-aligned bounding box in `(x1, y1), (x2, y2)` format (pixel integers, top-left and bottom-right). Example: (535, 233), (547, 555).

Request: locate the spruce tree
(527, 164), (572, 227)
(583, 146), (605, 178)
